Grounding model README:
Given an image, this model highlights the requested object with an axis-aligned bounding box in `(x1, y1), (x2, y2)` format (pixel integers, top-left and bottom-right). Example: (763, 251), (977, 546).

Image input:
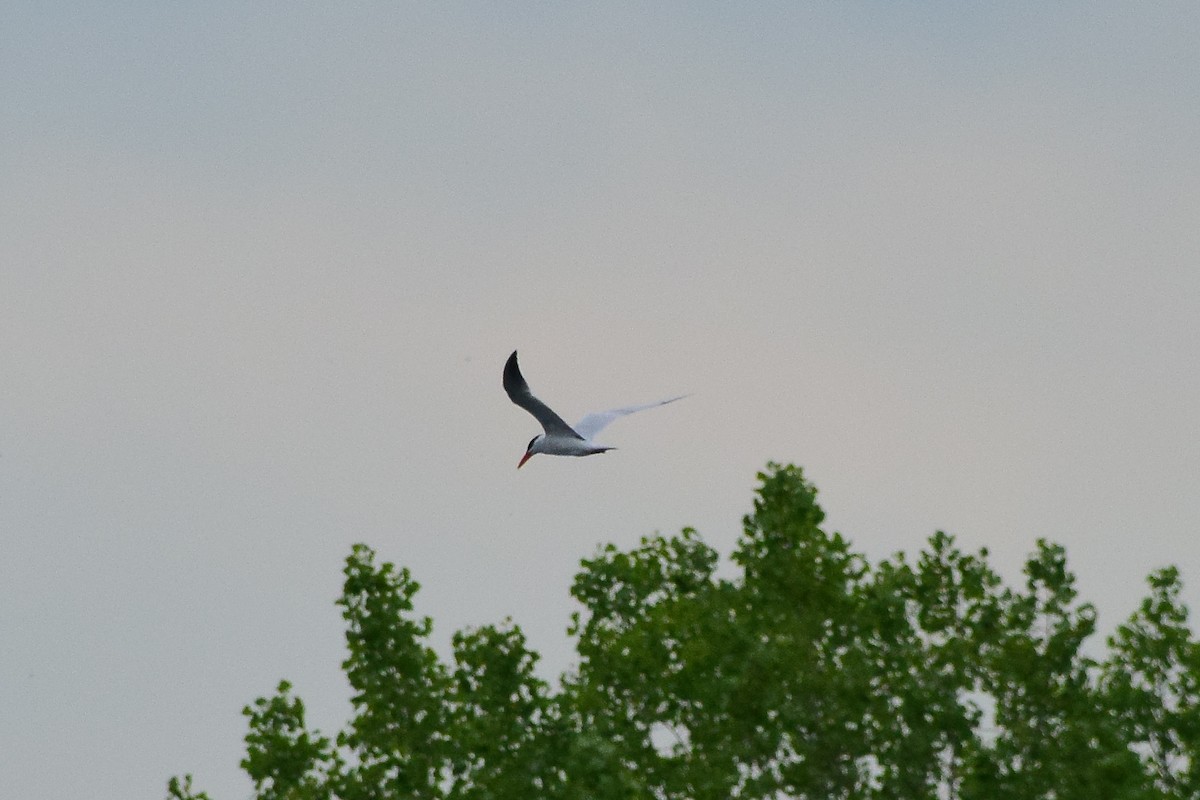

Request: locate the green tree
(1103, 566), (1200, 798)
(170, 464), (1200, 800)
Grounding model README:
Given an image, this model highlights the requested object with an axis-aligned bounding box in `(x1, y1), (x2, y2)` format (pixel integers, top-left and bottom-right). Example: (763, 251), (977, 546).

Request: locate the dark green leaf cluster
(170, 464), (1200, 800)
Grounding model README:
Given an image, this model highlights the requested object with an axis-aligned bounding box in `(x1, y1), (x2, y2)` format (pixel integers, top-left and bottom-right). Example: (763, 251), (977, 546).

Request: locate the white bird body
(526, 434), (611, 458)
(503, 350), (685, 468)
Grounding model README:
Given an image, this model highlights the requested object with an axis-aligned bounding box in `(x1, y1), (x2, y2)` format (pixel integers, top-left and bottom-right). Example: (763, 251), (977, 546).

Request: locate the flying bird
(503, 350), (686, 468)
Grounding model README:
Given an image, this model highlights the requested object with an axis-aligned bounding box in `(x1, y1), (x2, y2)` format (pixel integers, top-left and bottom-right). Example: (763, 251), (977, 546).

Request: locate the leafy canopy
(170, 464), (1200, 800)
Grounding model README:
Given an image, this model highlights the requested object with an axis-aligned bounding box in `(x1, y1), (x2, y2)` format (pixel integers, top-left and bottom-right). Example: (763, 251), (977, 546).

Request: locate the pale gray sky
(2, 4), (1198, 798)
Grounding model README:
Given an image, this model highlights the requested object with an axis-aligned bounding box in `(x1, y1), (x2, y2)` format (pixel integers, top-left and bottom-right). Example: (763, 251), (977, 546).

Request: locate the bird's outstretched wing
(572, 395), (688, 441)
(503, 351), (582, 439)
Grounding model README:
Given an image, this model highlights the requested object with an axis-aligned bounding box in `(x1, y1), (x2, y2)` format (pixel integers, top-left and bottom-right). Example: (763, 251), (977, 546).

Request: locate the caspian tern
(503, 350), (686, 469)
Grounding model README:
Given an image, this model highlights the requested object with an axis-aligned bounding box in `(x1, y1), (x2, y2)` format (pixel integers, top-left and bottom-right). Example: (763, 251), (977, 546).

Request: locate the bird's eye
(527, 436), (538, 451)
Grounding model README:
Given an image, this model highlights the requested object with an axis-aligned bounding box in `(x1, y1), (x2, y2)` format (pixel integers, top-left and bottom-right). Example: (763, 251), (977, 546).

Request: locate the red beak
(517, 451), (533, 469)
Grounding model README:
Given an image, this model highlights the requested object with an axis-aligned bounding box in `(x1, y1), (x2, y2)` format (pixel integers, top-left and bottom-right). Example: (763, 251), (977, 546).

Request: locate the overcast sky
(3, 4), (1199, 799)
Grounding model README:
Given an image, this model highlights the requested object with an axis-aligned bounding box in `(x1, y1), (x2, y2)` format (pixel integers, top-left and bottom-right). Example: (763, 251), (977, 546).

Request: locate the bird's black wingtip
(503, 350), (526, 397)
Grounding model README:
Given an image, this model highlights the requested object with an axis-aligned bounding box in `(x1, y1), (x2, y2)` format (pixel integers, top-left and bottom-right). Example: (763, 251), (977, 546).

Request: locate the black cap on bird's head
(518, 435), (539, 469)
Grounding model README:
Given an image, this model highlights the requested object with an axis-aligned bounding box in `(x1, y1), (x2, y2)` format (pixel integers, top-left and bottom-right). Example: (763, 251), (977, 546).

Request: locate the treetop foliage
(170, 463), (1200, 799)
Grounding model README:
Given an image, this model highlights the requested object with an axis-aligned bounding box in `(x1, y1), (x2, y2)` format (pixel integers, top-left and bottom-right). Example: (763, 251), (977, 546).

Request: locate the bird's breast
(537, 435), (609, 457)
